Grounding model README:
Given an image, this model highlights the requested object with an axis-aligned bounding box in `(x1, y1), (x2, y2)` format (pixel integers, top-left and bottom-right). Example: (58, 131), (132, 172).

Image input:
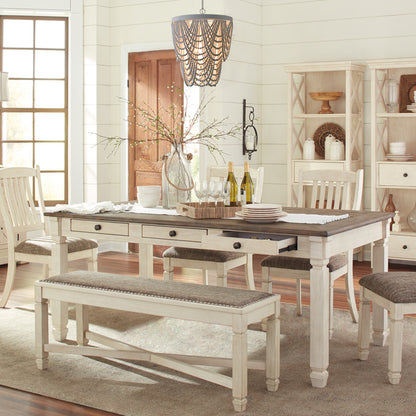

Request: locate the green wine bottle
(225, 162), (238, 206)
(240, 161), (254, 205)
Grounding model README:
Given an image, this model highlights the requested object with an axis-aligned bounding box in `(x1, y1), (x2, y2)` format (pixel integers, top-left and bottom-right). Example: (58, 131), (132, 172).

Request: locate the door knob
(94, 224), (102, 231)
(169, 230), (177, 237)
(233, 242), (241, 249)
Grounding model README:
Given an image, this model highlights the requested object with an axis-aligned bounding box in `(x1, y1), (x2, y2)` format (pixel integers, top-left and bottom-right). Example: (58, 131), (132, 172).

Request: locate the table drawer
(204, 232), (297, 255)
(378, 162), (416, 188)
(142, 225), (207, 242)
(70, 219), (129, 236)
(389, 233), (416, 259)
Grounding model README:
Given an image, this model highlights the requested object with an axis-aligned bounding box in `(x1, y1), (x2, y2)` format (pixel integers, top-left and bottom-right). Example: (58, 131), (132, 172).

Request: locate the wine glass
(208, 180), (221, 206)
(194, 180), (208, 204)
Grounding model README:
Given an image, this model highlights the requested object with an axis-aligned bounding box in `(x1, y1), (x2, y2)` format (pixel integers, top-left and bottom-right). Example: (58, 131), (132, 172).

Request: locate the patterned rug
(1, 303), (416, 416)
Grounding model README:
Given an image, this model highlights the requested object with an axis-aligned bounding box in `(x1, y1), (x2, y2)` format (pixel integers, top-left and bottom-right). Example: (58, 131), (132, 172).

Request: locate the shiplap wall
(260, 0), (416, 205)
(83, 0), (416, 205)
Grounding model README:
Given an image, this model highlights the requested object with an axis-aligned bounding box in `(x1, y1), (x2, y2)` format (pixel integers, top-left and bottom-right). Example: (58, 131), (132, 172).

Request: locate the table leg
(50, 235), (69, 341)
(309, 237), (329, 388)
(139, 243), (153, 278)
(372, 225), (389, 346)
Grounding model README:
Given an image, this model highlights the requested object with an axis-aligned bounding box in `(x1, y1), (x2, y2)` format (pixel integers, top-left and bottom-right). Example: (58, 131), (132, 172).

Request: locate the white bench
(35, 271), (280, 412)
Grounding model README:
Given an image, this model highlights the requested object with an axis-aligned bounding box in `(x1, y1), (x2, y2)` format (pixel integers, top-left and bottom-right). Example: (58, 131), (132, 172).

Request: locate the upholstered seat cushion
(261, 253), (347, 272)
(163, 247), (245, 263)
(15, 236), (98, 256)
(41, 271), (272, 308)
(359, 272), (416, 303)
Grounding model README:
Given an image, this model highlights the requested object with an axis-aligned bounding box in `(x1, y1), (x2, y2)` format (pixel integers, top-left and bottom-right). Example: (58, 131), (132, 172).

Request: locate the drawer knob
(233, 242), (242, 249)
(403, 245), (408, 250)
(403, 173), (408, 178)
(94, 224), (102, 231)
(169, 230), (177, 237)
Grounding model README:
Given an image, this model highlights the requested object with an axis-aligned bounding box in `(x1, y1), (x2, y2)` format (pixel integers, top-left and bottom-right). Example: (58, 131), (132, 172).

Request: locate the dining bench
(34, 271), (280, 412)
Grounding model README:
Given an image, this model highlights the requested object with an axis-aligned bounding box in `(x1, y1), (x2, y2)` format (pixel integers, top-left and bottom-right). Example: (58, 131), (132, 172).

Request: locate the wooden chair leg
(345, 250), (359, 323)
(202, 269), (209, 285)
(42, 264), (49, 278)
(329, 278), (334, 339)
(296, 279), (302, 316)
(244, 254), (255, 290)
(88, 248), (98, 271)
(357, 291), (371, 360)
(232, 319), (248, 412)
(76, 304), (89, 346)
(163, 258), (174, 281)
(0, 260), (17, 308)
(216, 264), (227, 287)
(388, 308), (404, 384)
(261, 266), (272, 293)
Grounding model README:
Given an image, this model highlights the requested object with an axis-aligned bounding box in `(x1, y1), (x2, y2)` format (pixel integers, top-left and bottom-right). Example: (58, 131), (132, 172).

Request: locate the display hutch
(284, 61), (365, 206)
(368, 58), (416, 262)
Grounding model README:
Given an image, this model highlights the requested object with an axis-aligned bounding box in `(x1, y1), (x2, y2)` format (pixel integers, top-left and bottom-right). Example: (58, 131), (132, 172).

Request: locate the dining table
(44, 205), (393, 388)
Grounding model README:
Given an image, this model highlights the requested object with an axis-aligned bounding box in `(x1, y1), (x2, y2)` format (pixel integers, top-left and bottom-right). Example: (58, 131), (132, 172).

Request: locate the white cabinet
(368, 58), (416, 262)
(285, 61), (365, 206)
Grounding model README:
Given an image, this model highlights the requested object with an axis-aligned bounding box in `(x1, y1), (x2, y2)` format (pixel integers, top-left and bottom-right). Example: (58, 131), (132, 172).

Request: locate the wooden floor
(0, 251), (415, 415)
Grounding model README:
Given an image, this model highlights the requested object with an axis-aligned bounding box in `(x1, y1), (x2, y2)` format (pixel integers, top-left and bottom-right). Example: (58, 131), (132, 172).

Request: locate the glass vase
(162, 144), (193, 209)
(407, 202), (416, 232)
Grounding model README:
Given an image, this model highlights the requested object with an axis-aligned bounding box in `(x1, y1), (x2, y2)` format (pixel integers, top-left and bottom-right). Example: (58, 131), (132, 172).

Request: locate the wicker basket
(176, 201), (242, 219)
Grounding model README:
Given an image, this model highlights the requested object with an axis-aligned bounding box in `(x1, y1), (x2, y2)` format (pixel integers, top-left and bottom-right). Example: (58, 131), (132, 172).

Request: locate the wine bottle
(240, 161), (254, 205)
(225, 161), (238, 206)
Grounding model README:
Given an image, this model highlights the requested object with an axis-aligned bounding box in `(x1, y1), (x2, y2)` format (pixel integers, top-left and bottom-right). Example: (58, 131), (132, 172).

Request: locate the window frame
(0, 15), (69, 205)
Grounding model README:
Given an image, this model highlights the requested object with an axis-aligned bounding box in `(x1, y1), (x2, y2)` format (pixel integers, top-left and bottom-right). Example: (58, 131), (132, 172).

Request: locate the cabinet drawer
(204, 232), (297, 255)
(71, 219), (129, 236)
(389, 234), (416, 259)
(142, 225), (207, 243)
(378, 162), (416, 188)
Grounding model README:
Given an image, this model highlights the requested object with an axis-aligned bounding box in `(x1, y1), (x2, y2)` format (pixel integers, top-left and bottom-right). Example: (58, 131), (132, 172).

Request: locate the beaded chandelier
(171, 1), (233, 87)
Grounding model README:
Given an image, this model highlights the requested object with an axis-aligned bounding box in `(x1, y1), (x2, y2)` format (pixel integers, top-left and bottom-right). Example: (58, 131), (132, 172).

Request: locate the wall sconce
(0, 72), (9, 102)
(242, 99), (258, 160)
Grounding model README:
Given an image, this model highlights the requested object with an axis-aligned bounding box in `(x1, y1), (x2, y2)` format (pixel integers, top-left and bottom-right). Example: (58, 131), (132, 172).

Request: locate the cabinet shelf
(376, 113), (416, 118)
(293, 113), (361, 119)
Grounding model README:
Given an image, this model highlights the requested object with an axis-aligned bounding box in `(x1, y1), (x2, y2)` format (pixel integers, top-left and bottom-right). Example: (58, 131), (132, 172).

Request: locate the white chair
(261, 169), (363, 335)
(0, 166), (98, 307)
(163, 166), (264, 290)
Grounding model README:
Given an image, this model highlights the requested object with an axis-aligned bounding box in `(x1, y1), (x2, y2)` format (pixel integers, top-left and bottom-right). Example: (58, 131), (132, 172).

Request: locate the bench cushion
(16, 236), (98, 256)
(40, 271), (272, 308)
(163, 247), (245, 263)
(261, 253), (347, 272)
(359, 272), (416, 303)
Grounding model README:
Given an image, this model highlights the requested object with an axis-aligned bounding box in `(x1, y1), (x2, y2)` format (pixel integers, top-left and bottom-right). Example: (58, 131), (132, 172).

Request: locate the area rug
(1, 303), (416, 416)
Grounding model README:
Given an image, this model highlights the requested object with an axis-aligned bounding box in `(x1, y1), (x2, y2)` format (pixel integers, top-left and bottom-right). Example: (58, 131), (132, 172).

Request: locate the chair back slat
(0, 167), (45, 243)
(297, 169), (364, 211)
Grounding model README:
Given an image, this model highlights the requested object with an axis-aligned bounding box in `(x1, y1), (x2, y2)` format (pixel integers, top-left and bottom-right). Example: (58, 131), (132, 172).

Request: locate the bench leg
(266, 307), (280, 392)
(232, 318), (248, 412)
(51, 300), (69, 341)
(163, 258), (174, 281)
(35, 289), (49, 370)
(357, 291), (371, 360)
(388, 309), (403, 385)
(76, 304), (89, 346)
(216, 263), (227, 287)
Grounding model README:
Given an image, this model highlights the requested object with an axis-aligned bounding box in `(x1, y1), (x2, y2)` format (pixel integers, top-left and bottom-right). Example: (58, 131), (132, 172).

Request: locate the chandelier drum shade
(171, 2), (233, 87)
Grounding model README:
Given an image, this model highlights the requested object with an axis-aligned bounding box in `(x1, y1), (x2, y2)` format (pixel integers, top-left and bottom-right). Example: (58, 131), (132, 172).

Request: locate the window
(0, 16), (68, 204)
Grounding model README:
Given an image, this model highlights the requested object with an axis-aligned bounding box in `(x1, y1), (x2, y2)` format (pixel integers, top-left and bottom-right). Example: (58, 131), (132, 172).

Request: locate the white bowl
(137, 186), (161, 208)
(389, 142), (407, 155)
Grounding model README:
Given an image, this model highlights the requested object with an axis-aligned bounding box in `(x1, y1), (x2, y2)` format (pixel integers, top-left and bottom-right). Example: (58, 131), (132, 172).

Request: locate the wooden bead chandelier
(171, 1), (233, 87)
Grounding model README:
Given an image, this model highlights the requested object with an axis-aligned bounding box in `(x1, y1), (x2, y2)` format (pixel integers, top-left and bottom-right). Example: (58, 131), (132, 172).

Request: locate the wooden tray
(176, 202), (242, 219)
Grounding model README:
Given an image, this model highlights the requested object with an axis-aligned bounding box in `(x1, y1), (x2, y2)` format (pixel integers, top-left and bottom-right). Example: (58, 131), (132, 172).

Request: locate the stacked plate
(386, 154), (415, 161)
(236, 204), (287, 223)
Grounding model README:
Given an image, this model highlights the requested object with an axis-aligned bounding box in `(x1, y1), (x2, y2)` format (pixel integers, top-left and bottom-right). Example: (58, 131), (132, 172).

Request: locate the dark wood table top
(45, 207), (393, 238)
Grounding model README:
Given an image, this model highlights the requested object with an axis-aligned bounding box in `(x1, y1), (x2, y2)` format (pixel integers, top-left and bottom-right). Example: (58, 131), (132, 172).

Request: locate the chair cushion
(41, 271), (273, 309)
(163, 247), (245, 263)
(261, 253), (347, 272)
(359, 272), (416, 303)
(15, 236), (98, 256)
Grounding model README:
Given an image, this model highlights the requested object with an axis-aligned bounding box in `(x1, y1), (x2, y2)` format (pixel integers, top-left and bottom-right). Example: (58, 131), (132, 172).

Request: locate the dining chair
(261, 169), (364, 336)
(358, 271), (416, 384)
(163, 166), (264, 290)
(0, 166), (98, 308)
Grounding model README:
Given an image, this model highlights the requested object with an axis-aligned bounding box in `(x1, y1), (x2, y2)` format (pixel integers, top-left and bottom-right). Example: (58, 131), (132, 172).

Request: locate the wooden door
(128, 50), (183, 201)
